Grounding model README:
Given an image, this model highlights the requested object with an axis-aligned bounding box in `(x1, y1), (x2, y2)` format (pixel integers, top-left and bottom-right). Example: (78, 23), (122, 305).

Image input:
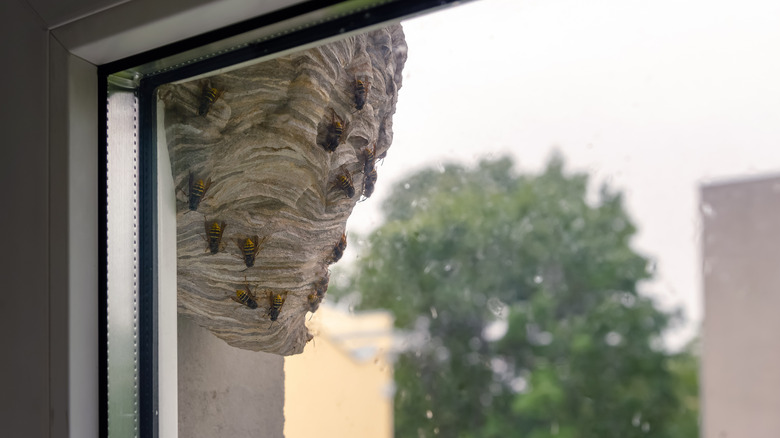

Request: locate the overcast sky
(345, 0), (780, 349)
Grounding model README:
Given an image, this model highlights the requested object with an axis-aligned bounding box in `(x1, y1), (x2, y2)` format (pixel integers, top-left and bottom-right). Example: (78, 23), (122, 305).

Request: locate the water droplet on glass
(632, 412), (642, 427)
(490, 357), (508, 374)
(483, 319), (508, 341)
(404, 183), (410, 189)
(435, 346), (449, 362)
(510, 376), (528, 393)
(444, 263), (452, 272)
(534, 275), (543, 284)
(703, 259), (714, 274)
(605, 331), (622, 346)
(426, 410), (433, 419)
(646, 260), (657, 274)
(430, 307), (438, 319)
(486, 297), (505, 316)
(535, 332), (553, 346)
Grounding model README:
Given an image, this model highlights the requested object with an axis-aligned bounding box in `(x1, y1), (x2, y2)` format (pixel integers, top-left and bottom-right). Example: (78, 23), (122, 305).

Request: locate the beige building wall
(285, 305), (395, 438)
(701, 175), (780, 438)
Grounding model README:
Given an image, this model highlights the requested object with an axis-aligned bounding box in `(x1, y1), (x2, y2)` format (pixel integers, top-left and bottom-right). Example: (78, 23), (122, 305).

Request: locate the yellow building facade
(284, 305), (395, 438)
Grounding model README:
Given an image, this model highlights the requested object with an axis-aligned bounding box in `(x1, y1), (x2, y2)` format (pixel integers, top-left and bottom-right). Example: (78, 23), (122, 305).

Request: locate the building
(285, 304), (395, 438)
(701, 174), (780, 437)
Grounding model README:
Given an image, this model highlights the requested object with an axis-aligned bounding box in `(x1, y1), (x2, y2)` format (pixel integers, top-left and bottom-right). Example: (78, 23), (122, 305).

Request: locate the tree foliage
(333, 155), (698, 437)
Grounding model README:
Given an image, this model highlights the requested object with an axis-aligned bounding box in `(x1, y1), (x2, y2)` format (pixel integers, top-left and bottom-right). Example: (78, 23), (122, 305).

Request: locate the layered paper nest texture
(159, 25), (407, 355)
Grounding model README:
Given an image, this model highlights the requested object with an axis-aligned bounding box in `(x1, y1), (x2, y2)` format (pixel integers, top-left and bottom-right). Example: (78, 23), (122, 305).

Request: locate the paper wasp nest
(159, 25), (407, 355)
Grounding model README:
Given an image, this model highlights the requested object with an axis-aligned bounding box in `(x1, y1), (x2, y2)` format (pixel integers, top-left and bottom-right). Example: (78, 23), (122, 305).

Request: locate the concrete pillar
(177, 316), (285, 437)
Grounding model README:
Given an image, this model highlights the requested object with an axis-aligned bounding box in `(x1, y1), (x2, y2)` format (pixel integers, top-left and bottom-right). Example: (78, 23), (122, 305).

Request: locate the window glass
(154, 0), (780, 436)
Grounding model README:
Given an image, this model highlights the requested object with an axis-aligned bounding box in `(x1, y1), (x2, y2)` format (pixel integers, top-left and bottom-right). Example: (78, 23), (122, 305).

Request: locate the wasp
(361, 142), (377, 175)
(203, 220), (227, 254)
(308, 271), (329, 317)
(328, 232), (347, 264)
(230, 277), (259, 309)
(333, 166), (355, 198)
(198, 83), (223, 116)
(180, 172), (212, 212)
(322, 108), (347, 152)
(353, 79), (370, 111)
(362, 168), (377, 199)
(314, 272), (330, 298)
(267, 291), (289, 322)
(359, 142), (378, 200)
(307, 293), (323, 313)
(235, 235), (267, 269)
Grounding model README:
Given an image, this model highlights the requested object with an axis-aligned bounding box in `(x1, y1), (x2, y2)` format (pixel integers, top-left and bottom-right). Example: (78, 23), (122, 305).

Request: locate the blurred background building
(701, 174), (780, 438)
(285, 305), (396, 438)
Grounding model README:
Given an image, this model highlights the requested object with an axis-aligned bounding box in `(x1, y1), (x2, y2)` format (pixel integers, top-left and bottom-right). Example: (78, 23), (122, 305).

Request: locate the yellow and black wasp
(230, 277), (259, 309)
(198, 83), (223, 116)
(362, 168), (377, 199)
(308, 272), (330, 316)
(322, 108), (347, 152)
(267, 290), (289, 322)
(307, 293), (322, 313)
(235, 235), (267, 269)
(203, 220), (227, 254)
(333, 166), (355, 199)
(314, 272), (330, 298)
(180, 172), (212, 212)
(361, 142), (376, 173)
(328, 232), (347, 264)
(353, 79), (370, 111)
(360, 142), (378, 200)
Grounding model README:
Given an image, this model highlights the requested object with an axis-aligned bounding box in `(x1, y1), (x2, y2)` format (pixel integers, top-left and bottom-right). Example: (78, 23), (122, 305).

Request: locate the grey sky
(346, 0), (780, 348)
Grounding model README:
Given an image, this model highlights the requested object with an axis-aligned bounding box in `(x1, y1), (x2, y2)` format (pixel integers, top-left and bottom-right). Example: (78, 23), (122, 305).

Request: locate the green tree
(333, 155), (698, 437)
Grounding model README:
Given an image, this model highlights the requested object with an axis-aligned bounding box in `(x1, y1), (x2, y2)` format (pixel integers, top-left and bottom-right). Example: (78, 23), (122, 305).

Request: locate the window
(101, 1), (459, 436)
(102, 0), (780, 436)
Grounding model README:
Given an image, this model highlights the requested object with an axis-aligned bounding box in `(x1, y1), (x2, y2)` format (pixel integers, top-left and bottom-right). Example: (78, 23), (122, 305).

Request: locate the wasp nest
(159, 25), (407, 355)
